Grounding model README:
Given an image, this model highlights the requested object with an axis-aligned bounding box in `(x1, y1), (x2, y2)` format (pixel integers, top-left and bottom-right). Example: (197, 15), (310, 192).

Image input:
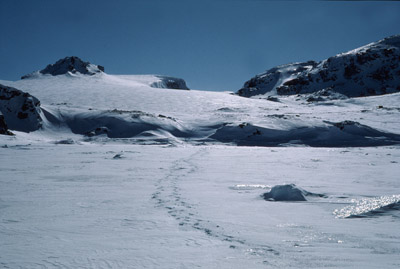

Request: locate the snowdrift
(209, 121), (400, 147)
(61, 109), (190, 139)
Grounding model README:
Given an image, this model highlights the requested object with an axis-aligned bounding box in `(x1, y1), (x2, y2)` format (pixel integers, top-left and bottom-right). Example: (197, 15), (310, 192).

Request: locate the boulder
(0, 112), (13, 135)
(262, 184), (307, 201)
(0, 84), (43, 132)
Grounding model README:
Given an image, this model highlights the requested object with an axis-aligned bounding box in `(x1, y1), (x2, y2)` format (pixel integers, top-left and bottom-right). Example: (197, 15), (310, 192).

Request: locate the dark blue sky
(1, 0), (400, 91)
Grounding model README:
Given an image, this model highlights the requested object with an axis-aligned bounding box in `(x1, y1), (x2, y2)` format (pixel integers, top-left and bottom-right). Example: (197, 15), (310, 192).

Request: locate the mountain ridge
(237, 35), (400, 99)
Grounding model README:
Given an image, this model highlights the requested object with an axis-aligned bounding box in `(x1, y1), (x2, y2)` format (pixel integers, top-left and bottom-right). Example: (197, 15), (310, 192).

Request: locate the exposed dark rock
(85, 126), (110, 137)
(21, 56), (104, 79)
(0, 113), (14, 135)
(238, 35), (400, 99)
(262, 184), (326, 201)
(262, 184), (307, 201)
(0, 84), (43, 132)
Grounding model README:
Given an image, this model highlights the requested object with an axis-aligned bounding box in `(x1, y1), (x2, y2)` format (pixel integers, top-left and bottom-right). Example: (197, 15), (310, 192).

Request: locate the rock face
(21, 56), (104, 79)
(0, 112), (13, 135)
(151, 76), (189, 90)
(0, 84), (43, 132)
(238, 35), (400, 98)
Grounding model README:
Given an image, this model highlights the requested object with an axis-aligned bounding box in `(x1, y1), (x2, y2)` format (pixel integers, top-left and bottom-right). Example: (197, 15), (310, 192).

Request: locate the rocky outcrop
(238, 35), (400, 98)
(0, 112), (13, 135)
(0, 84), (43, 132)
(263, 184), (308, 201)
(21, 56), (104, 79)
(151, 76), (189, 90)
(262, 184), (325, 201)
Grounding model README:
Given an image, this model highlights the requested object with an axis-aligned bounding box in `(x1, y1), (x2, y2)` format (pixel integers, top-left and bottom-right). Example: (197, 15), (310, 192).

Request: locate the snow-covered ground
(1, 141), (399, 268)
(1, 59), (400, 267)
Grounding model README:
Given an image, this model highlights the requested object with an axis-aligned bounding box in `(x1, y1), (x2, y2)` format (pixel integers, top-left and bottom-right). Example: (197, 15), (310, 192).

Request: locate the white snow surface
(1, 73), (400, 268)
(1, 73), (400, 146)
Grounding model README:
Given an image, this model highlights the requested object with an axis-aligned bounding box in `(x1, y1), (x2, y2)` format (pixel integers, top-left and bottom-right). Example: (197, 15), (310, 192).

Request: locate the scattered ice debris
(333, 195), (400, 218)
(262, 184), (325, 202)
(230, 184), (271, 190)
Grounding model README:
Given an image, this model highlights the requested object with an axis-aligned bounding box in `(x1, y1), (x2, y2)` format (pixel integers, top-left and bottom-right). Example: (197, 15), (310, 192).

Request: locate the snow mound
(60, 109), (190, 139)
(21, 56), (104, 79)
(150, 76), (189, 90)
(209, 121), (400, 147)
(0, 84), (43, 132)
(238, 35), (400, 99)
(262, 184), (324, 201)
(334, 195), (400, 218)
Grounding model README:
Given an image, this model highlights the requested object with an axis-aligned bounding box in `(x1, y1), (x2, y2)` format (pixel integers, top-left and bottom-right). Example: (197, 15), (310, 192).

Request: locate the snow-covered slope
(238, 35), (400, 99)
(1, 68), (400, 147)
(20, 56), (189, 90)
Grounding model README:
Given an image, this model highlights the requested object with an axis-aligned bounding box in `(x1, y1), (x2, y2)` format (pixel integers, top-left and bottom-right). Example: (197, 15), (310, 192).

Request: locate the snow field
(1, 141), (399, 268)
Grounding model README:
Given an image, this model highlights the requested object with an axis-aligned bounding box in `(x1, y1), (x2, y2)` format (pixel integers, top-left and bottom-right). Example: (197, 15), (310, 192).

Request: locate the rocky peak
(21, 56), (105, 79)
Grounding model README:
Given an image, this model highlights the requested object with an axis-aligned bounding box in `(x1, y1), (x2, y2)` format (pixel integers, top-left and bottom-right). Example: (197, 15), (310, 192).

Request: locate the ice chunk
(333, 195), (400, 218)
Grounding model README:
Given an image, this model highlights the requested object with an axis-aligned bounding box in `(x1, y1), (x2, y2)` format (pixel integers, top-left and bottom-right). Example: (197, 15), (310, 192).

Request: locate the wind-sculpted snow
(238, 35), (400, 99)
(209, 120), (400, 147)
(262, 184), (325, 201)
(1, 140), (399, 268)
(0, 84), (43, 132)
(21, 56), (104, 79)
(62, 109), (190, 139)
(334, 195), (400, 218)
